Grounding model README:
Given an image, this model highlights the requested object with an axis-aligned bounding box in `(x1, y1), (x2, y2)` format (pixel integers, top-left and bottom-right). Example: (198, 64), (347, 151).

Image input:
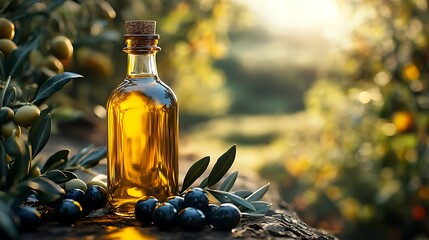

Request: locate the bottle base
(108, 201), (137, 217)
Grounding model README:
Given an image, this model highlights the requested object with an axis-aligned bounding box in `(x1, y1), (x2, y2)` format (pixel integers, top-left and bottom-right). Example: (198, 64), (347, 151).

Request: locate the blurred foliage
(2, 0), (246, 119)
(260, 0), (429, 239)
(110, 0), (249, 117)
(18, 0), (248, 118)
(0, 1), (108, 238)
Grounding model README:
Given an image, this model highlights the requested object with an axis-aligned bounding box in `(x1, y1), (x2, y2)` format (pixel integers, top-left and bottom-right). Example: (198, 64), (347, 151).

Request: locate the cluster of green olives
(0, 17), (74, 74)
(0, 105), (40, 138)
(135, 188), (241, 232)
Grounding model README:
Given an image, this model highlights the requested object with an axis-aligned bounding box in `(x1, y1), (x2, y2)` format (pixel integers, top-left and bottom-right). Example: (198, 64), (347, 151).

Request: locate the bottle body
(107, 74), (178, 215)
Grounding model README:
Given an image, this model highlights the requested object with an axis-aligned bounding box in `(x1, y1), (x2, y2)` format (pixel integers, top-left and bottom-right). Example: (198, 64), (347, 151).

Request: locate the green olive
(50, 35), (73, 60)
(0, 39), (17, 56)
(0, 107), (14, 123)
(1, 121), (21, 137)
(65, 179), (87, 192)
(5, 154), (12, 164)
(14, 105), (41, 128)
(28, 167), (41, 178)
(98, 2), (116, 20)
(42, 55), (64, 73)
(29, 49), (43, 67)
(0, 18), (15, 40)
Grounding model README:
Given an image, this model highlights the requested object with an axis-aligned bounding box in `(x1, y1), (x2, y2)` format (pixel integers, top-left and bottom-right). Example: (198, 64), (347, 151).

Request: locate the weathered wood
(20, 135), (339, 240)
(18, 208), (337, 240)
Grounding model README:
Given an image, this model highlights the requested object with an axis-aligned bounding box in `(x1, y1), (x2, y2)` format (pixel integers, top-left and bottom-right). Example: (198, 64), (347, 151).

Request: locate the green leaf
(4, 135), (25, 158)
(32, 177), (65, 203)
(61, 170), (78, 180)
(4, 36), (39, 78)
(245, 183), (270, 202)
(233, 190), (253, 199)
(199, 177), (208, 189)
(79, 146), (107, 168)
(3, 86), (16, 107)
(0, 108), (9, 124)
(33, 72), (83, 104)
(207, 145), (236, 187)
(181, 156), (210, 193)
(219, 171), (238, 192)
(5, 136), (28, 189)
(0, 202), (18, 239)
(243, 201), (271, 214)
(207, 189), (256, 211)
(0, 145), (7, 188)
(43, 170), (75, 184)
(28, 111), (51, 157)
(41, 149), (69, 173)
(9, 179), (39, 206)
(0, 52), (4, 80)
(42, 159), (66, 174)
(207, 188), (230, 203)
(67, 144), (94, 167)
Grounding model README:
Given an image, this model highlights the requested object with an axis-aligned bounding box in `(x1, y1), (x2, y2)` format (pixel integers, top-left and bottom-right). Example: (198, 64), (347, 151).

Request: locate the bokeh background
(7, 0), (429, 239)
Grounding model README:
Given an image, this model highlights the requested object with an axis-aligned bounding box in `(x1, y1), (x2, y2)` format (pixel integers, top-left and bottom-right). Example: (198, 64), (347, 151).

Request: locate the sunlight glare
(237, 0), (347, 41)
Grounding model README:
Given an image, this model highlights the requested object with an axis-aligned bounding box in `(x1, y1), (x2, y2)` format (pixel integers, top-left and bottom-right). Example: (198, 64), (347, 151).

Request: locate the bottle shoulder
(107, 75), (177, 109)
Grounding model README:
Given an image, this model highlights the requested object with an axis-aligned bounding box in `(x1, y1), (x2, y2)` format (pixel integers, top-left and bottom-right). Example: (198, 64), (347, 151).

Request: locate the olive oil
(107, 21), (178, 216)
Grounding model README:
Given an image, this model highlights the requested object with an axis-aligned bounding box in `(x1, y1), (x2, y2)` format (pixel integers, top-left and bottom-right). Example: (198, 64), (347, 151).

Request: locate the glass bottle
(106, 20), (178, 216)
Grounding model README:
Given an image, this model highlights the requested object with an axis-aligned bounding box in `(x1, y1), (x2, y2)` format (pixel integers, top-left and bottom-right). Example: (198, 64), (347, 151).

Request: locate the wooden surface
(19, 208), (337, 240)
(19, 134), (339, 240)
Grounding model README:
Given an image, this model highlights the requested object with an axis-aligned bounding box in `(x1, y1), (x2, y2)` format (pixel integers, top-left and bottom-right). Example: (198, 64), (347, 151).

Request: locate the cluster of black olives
(11, 179), (108, 233)
(135, 187), (241, 232)
(55, 182), (108, 225)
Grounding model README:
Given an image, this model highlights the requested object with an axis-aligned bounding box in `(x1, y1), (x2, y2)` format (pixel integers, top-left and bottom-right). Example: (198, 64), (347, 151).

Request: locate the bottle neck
(127, 53), (158, 76)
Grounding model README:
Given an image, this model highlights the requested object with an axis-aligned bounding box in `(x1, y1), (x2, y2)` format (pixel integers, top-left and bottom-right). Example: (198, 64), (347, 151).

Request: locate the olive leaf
(199, 177), (209, 189)
(78, 146), (107, 168)
(206, 145), (236, 187)
(43, 160), (66, 174)
(41, 149), (69, 173)
(28, 110), (51, 157)
(0, 145), (7, 189)
(5, 136), (29, 189)
(243, 201), (271, 214)
(0, 201), (18, 240)
(60, 170), (78, 180)
(0, 52), (4, 81)
(43, 170), (76, 184)
(0, 108), (9, 124)
(4, 36), (39, 78)
(3, 86), (16, 107)
(66, 144), (94, 167)
(181, 156), (210, 193)
(207, 189), (256, 211)
(245, 183), (270, 202)
(33, 72), (83, 105)
(31, 177), (65, 203)
(8, 179), (39, 204)
(219, 171), (238, 192)
(233, 190), (253, 199)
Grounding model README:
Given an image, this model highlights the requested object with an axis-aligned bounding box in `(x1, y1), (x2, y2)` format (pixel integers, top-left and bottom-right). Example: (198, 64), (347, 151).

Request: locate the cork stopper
(125, 20), (156, 34)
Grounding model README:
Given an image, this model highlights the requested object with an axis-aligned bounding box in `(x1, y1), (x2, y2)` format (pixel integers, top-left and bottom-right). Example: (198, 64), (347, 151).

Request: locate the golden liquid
(107, 74), (178, 216)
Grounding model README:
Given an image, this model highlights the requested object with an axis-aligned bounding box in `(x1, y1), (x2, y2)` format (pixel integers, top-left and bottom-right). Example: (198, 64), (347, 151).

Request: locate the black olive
(178, 207), (206, 232)
(152, 202), (178, 230)
(134, 196), (159, 225)
(54, 199), (82, 225)
(183, 188), (209, 212)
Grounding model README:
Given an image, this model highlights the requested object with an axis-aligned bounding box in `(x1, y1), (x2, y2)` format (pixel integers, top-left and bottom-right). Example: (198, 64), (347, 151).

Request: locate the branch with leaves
(180, 145), (271, 218)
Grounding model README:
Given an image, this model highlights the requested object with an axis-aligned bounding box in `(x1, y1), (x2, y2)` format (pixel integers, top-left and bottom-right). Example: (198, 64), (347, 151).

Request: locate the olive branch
(180, 145), (271, 218)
